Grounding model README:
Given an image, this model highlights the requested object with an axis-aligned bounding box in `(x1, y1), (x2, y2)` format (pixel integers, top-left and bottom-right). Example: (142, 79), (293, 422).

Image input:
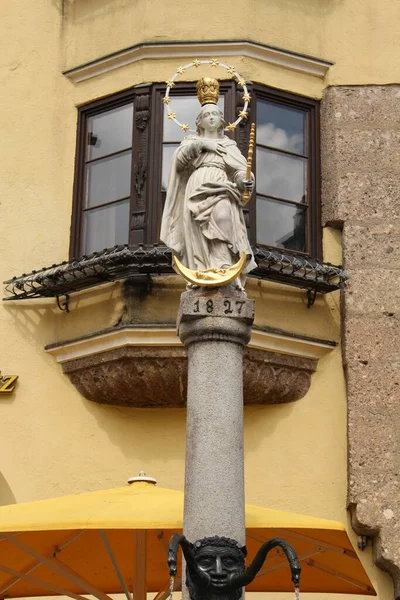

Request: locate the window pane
(86, 150), (131, 208)
(162, 144), (180, 190)
(163, 96), (224, 142)
(83, 199), (130, 254)
(87, 103), (133, 160)
(256, 196), (306, 252)
(256, 147), (307, 203)
(257, 99), (306, 155)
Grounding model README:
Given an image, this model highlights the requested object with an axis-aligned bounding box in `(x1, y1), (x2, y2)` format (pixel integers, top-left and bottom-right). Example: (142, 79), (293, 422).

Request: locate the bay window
(70, 82), (320, 260)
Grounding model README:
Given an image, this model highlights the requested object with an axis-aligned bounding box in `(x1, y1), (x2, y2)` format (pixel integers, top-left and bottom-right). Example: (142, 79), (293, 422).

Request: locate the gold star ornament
(166, 79), (175, 88)
(162, 96), (171, 104)
(226, 65), (236, 76)
(180, 124), (190, 131)
(167, 112), (176, 120)
(211, 58), (219, 67)
(239, 110), (248, 119)
(193, 59), (201, 68)
(242, 93), (251, 102)
(237, 78), (246, 87)
(177, 66), (185, 74)
(227, 122), (237, 131)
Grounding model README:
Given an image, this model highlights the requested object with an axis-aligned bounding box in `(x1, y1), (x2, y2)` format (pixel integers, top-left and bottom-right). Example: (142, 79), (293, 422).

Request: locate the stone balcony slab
(46, 325), (335, 407)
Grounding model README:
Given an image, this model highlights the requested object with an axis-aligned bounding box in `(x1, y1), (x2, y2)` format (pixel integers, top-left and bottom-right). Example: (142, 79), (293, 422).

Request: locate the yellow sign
(0, 374), (18, 394)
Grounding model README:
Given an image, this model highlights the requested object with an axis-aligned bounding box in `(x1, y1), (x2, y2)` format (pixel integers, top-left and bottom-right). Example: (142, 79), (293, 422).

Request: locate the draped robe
(160, 135), (257, 276)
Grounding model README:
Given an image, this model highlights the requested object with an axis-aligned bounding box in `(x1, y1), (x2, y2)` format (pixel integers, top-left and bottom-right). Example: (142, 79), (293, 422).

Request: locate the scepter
(242, 122), (256, 204)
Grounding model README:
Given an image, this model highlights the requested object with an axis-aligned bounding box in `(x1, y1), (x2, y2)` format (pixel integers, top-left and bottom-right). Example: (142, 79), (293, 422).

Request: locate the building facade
(1, 1), (399, 599)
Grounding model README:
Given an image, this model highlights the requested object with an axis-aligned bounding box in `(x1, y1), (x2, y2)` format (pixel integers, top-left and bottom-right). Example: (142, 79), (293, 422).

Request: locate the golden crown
(196, 77), (220, 106)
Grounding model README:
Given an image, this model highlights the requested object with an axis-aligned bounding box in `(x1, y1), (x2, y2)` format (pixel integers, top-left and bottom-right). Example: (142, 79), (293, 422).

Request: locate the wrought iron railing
(3, 244), (348, 303)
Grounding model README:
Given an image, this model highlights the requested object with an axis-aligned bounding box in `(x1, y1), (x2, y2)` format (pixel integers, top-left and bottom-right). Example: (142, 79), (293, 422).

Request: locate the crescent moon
(173, 251), (247, 287)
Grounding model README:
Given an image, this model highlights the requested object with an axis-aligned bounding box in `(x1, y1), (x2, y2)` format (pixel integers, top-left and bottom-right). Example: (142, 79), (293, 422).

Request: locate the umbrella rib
(58, 530), (87, 551)
(156, 530), (169, 558)
(304, 559), (374, 593)
(99, 530), (132, 600)
(271, 528), (358, 558)
(0, 531), (86, 595)
(0, 563), (90, 600)
(1, 533), (114, 600)
(0, 532), (24, 542)
(0, 559), (42, 595)
(254, 549), (323, 579)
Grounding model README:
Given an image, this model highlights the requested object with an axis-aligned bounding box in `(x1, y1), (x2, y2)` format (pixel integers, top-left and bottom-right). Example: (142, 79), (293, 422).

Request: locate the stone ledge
(63, 39), (333, 83)
(47, 325), (335, 407)
(46, 324), (335, 363)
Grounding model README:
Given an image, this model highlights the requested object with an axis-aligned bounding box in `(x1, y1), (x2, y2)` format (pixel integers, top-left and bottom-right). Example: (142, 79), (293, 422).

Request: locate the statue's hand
(201, 140), (227, 156)
(237, 174), (254, 193)
(242, 179), (253, 191)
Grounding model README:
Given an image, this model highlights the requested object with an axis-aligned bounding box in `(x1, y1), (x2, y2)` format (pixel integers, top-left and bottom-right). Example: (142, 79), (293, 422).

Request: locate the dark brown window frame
(246, 84), (321, 258)
(70, 82), (321, 260)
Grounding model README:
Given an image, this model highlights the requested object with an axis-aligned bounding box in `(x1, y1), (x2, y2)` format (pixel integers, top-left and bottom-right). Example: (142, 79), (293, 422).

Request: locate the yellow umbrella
(0, 479), (375, 599)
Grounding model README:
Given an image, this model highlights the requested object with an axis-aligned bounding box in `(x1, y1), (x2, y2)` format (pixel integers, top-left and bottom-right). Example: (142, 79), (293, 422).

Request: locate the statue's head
(186, 536), (246, 600)
(196, 104), (225, 137)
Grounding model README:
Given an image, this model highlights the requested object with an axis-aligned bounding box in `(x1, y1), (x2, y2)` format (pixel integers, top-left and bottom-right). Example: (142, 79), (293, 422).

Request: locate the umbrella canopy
(0, 481), (375, 599)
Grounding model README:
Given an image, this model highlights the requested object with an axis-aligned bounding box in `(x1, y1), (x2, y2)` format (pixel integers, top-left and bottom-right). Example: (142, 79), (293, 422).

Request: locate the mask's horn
(229, 538), (301, 589)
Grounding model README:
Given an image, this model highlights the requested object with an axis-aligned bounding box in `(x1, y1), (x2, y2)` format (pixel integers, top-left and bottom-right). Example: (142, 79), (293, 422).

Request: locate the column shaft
(178, 288), (254, 546)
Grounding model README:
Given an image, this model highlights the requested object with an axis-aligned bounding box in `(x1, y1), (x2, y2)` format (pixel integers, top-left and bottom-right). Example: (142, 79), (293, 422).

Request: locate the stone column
(177, 286), (254, 545)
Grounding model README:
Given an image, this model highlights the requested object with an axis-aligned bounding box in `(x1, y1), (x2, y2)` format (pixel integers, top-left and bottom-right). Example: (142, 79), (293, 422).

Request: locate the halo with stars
(163, 59), (251, 134)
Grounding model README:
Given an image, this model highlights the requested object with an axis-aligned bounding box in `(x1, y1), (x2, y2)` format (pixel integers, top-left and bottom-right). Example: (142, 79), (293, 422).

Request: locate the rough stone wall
(321, 86), (400, 597)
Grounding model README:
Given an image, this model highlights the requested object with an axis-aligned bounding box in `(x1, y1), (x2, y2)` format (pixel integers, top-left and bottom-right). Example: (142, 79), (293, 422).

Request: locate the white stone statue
(160, 77), (256, 289)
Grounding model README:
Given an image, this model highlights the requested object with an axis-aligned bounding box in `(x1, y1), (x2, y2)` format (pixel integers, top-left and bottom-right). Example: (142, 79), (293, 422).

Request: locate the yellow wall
(60, 0), (400, 89)
(0, 1), (397, 599)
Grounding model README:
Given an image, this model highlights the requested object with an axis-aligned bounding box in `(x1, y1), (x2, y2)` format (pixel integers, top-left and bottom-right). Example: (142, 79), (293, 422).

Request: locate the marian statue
(160, 77), (257, 289)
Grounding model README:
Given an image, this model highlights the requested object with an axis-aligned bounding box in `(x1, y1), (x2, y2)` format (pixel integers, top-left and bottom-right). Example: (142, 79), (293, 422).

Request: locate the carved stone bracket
(244, 348), (315, 405)
(64, 346), (186, 407)
(47, 326), (334, 408)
